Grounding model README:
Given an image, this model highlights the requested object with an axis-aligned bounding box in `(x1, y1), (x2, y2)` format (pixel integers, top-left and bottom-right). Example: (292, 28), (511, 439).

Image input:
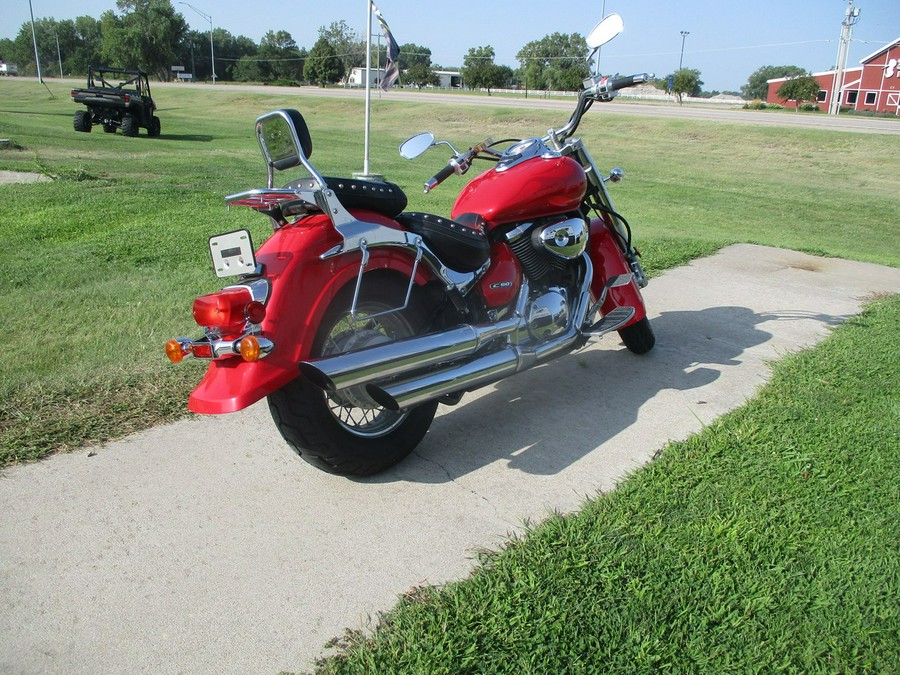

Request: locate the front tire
(619, 316), (655, 354)
(268, 275), (439, 476)
(148, 116), (161, 137)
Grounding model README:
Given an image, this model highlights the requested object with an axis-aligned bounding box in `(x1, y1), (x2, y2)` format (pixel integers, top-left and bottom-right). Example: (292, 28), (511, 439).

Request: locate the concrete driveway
(1, 244), (898, 674)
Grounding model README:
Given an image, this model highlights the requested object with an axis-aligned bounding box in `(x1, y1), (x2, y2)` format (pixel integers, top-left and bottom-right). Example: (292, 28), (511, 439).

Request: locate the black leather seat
(395, 212), (490, 273)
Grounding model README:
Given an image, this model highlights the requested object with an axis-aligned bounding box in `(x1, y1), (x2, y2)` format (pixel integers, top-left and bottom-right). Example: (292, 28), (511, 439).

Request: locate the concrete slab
(1, 244), (898, 674)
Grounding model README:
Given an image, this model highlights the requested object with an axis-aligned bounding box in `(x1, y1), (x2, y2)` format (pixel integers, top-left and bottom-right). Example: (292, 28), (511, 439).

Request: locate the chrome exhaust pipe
(366, 348), (522, 411)
(299, 318), (520, 392)
(368, 257), (596, 411)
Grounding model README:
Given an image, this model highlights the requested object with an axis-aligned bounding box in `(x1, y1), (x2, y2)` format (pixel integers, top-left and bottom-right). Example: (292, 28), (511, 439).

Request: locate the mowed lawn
(1, 78), (898, 672)
(1, 79), (896, 463)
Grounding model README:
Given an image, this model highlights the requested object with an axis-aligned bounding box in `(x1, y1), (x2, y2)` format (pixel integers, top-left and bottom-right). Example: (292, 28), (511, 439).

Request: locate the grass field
(1, 78), (898, 462)
(1, 79), (898, 672)
(313, 294), (899, 674)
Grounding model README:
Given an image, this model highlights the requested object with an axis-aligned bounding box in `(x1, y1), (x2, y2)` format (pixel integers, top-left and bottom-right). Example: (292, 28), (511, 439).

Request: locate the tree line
(0, 0), (646, 93)
(0, 0), (817, 98)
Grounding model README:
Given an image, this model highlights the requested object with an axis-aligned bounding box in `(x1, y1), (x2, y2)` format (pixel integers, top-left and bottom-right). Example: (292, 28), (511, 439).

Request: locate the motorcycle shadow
(362, 304), (837, 484)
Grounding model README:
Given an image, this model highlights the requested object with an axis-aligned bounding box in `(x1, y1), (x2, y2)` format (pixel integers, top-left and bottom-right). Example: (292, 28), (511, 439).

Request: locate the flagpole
(362, 0), (373, 176)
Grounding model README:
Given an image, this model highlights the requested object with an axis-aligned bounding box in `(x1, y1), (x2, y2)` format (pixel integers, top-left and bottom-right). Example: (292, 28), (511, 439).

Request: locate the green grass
(313, 295), (900, 673)
(0, 78), (898, 464)
(1, 79), (898, 674)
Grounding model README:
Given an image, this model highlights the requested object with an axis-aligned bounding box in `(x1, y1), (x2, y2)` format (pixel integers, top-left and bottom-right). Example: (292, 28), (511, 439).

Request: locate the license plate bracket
(209, 229), (255, 278)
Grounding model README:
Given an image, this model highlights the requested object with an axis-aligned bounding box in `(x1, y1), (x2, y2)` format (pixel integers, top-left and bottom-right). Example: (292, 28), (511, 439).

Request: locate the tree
(304, 35), (344, 86)
(777, 74), (821, 110)
(175, 29), (253, 82)
(8, 18), (60, 77)
(405, 62), (438, 89)
(318, 20), (364, 83)
(68, 17), (104, 74)
(516, 32), (589, 92)
(100, 1), (187, 79)
(671, 68), (703, 104)
(461, 45), (506, 95)
(742, 64), (807, 100)
(258, 30), (304, 82)
(233, 54), (266, 82)
(397, 43), (431, 71)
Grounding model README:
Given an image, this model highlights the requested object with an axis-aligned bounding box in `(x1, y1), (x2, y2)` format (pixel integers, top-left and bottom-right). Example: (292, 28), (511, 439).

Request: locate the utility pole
(828, 0), (861, 116)
(180, 2), (217, 83)
(679, 31), (690, 71)
(28, 0), (43, 82)
(55, 33), (63, 78)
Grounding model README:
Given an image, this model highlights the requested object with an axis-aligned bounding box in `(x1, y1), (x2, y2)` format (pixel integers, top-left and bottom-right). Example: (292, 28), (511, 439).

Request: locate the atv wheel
(73, 110), (92, 133)
(268, 275), (439, 476)
(148, 116), (161, 137)
(121, 115), (138, 137)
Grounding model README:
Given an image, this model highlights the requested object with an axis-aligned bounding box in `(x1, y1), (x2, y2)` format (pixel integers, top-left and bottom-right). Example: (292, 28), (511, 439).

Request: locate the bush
(742, 100), (784, 111)
(845, 109), (900, 119)
(799, 103), (820, 112)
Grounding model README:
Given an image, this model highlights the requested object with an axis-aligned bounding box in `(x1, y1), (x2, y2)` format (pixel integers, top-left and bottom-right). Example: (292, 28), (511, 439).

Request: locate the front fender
(588, 217), (647, 327)
(189, 211), (432, 414)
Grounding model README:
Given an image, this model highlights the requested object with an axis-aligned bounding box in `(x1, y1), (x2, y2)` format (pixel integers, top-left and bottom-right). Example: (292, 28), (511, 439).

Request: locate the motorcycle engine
(506, 216), (588, 284)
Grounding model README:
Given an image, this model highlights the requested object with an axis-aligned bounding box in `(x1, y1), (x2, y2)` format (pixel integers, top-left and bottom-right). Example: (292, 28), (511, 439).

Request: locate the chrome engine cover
(527, 288), (569, 340)
(534, 217), (588, 259)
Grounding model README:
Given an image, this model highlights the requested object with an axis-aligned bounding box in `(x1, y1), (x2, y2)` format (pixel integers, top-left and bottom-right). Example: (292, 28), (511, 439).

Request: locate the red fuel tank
(451, 155), (586, 228)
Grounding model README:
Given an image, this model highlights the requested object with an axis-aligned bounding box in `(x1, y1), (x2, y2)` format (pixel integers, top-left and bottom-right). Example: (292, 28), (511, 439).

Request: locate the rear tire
(121, 115), (138, 137)
(73, 110), (91, 132)
(268, 275), (439, 476)
(619, 317), (655, 354)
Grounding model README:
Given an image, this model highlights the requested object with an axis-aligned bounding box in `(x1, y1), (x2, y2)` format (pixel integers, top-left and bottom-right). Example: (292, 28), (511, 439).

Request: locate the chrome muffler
(299, 318), (520, 392)
(367, 258), (595, 411)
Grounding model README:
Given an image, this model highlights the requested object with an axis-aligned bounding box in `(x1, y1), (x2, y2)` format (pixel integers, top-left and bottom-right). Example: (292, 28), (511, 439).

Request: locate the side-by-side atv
(71, 66), (160, 137)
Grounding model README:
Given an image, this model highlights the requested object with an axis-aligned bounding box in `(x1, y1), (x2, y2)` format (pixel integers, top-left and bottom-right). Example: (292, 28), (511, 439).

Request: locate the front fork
(567, 140), (648, 288)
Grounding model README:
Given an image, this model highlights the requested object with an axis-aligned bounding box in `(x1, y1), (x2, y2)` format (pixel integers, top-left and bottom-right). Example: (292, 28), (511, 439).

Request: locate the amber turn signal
(239, 335), (261, 362)
(165, 339), (186, 363)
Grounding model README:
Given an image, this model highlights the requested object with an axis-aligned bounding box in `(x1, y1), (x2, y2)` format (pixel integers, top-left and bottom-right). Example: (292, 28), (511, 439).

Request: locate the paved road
(2, 244), (898, 674)
(40, 77), (900, 135)
(199, 83), (900, 135)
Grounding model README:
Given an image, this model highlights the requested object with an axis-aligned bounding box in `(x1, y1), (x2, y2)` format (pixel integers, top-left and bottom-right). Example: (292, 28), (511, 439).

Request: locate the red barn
(766, 37), (900, 114)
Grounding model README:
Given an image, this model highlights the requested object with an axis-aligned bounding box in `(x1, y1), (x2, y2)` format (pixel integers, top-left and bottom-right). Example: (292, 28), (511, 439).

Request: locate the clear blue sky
(5, 0), (898, 91)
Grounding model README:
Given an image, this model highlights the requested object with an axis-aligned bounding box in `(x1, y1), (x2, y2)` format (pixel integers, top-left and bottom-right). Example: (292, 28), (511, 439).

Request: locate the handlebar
(424, 162), (458, 193)
(587, 72), (653, 100)
(413, 74), (652, 192)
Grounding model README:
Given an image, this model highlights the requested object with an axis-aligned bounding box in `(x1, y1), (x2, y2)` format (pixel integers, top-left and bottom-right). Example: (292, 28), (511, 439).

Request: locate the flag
(371, 1), (399, 91)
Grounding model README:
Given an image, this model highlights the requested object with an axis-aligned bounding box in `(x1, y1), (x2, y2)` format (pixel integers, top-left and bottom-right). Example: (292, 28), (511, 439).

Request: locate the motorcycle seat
(396, 212), (490, 273)
(283, 176), (409, 218)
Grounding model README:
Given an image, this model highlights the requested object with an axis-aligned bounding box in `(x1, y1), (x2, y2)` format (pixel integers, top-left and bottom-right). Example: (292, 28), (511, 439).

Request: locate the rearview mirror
(399, 132), (435, 160)
(586, 13), (624, 50)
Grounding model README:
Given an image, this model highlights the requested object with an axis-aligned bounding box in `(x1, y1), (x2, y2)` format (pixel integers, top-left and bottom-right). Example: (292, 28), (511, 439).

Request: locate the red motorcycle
(166, 14), (656, 475)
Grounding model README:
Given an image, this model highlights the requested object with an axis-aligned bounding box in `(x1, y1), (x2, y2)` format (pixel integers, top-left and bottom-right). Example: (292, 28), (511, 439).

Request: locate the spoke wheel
(268, 274), (439, 476)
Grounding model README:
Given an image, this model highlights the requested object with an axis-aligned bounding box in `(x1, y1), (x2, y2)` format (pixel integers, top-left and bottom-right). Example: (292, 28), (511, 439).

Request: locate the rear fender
(588, 217), (647, 326)
(189, 211), (432, 414)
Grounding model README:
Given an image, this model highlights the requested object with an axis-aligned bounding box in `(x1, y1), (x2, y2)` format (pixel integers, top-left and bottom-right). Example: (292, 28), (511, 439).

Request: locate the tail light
(123, 94), (131, 105)
(167, 280), (272, 363)
(193, 287), (255, 333)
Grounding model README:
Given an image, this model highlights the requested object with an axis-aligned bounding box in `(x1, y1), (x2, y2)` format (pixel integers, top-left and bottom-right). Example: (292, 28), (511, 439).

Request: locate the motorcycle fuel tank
(451, 155), (587, 228)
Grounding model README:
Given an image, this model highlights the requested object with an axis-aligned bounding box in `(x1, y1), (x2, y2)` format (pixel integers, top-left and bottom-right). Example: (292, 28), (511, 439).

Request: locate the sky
(4, 0), (898, 92)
